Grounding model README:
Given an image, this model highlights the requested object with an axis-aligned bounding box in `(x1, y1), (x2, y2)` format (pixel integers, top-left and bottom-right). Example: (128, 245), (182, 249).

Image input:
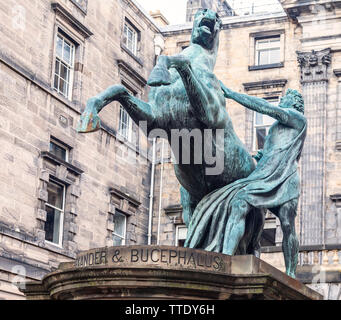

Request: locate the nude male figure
(220, 83), (306, 278)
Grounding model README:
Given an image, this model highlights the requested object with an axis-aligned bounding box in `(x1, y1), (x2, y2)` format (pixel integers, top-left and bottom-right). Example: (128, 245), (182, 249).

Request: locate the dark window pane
(260, 228), (276, 247)
(54, 75), (59, 91)
(178, 239), (185, 247)
(113, 212), (126, 237)
(256, 128), (267, 149)
(60, 63), (68, 81)
(47, 182), (64, 209)
(44, 206), (62, 244)
(50, 141), (67, 161)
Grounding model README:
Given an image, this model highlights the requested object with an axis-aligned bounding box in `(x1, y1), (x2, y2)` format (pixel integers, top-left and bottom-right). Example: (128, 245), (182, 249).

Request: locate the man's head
(191, 9), (222, 51)
(279, 89), (304, 114)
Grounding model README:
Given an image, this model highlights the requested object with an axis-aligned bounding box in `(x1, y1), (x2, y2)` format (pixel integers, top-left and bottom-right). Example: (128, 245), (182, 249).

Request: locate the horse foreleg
(77, 85), (157, 134)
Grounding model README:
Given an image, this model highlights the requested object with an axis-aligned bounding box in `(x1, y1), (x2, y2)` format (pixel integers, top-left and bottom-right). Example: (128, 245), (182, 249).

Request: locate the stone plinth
(20, 246), (322, 300)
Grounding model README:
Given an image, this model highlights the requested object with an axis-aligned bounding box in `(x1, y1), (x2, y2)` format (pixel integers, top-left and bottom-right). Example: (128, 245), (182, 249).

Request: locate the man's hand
(219, 80), (233, 99)
(252, 149), (264, 163)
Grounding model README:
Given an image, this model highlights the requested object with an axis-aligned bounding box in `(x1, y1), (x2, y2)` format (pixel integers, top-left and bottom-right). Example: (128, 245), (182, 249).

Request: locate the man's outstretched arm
(219, 81), (289, 124)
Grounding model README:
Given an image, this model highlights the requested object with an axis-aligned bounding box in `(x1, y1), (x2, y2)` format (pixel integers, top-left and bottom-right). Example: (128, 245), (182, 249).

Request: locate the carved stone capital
(297, 48), (332, 83)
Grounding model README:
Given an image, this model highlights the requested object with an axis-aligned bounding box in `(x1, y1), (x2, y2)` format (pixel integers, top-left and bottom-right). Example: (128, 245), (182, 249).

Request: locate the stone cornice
(122, 0), (161, 33)
(243, 79), (288, 91)
(281, 0), (341, 22)
(41, 151), (84, 176)
(117, 59), (147, 87)
(109, 187), (141, 208)
(51, 3), (93, 38)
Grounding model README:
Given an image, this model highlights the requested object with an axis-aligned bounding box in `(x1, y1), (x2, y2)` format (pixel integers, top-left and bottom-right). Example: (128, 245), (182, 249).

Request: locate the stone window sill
(248, 62), (284, 71)
(121, 43), (144, 66)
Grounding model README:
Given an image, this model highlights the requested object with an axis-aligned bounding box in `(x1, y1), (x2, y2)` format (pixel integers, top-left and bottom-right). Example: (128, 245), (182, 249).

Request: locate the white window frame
(175, 225), (188, 247)
(53, 32), (76, 100)
(123, 21), (138, 55)
(49, 138), (69, 162)
(112, 211), (127, 246)
(118, 105), (134, 142)
(253, 97), (279, 151)
(45, 180), (66, 247)
(255, 36), (280, 66)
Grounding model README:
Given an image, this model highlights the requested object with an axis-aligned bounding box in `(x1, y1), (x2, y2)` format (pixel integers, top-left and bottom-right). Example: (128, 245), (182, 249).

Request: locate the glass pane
(256, 128), (267, 149)
(258, 50), (269, 65)
(56, 36), (63, 58)
(54, 75), (59, 90)
(60, 63), (69, 81)
(47, 182), (64, 209)
(113, 234), (123, 246)
(263, 114), (276, 126)
(113, 212), (126, 237)
(255, 112), (263, 126)
(269, 48), (280, 64)
(55, 59), (60, 76)
(59, 78), (67, 96)
(50, 141), (67, 161)
(178, 227), (187, 240)
(63, 42), (71, 65)
(45, 206), (61, 244)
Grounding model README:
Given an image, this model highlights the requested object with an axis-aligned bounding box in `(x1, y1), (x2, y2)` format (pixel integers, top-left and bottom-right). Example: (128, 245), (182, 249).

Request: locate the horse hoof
(77, 112), (101, 133)
(147, 66), (171, 87)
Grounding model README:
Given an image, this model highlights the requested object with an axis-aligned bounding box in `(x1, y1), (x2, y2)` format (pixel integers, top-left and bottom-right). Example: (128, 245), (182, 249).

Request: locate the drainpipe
(147, 138), (156, 245)
(157, 139), (165, 245)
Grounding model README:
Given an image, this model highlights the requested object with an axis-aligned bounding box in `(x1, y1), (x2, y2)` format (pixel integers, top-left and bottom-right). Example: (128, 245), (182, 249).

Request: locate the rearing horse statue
(77, 9), (264, 255)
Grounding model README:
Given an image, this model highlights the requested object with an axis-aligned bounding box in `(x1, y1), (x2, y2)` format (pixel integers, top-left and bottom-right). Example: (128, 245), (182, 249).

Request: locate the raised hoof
(147, 66), (172, 87)
(77, 112), (101, 133)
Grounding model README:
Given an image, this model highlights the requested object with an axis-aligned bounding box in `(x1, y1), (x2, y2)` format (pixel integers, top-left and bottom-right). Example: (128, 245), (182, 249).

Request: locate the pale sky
(135, 0), (283, 25)
(135, 0), (187, 25)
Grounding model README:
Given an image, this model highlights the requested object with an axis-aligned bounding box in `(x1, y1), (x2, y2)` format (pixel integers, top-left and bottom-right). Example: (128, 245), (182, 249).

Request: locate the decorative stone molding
(36, 150), (84, 256)
(297, 48), (331, 83)
(164, 205), (183, 225)
(334, 69), (341, 78)
(117, 59), (147, 88)
(336, 141), (341, 151)
(330, 194), (341, 207)
(106, 187), (141, 246)
(243, 79), (287, 92)
(281, 0), (341, 22)
(70, 0), (88, 14)
(51, 3), (93, 38)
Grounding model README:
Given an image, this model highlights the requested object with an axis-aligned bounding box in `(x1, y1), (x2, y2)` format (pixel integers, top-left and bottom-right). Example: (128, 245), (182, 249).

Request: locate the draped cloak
(185, 120), (307, 254)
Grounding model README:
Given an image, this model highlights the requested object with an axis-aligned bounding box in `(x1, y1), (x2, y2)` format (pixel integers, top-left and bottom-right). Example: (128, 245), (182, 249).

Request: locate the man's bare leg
(223, 198), (251, 255)
(276, 199), (299, 278)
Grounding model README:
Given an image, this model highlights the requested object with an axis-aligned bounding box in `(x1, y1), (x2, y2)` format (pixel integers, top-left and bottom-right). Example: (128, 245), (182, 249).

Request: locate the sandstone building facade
(0, 0), (340, 300)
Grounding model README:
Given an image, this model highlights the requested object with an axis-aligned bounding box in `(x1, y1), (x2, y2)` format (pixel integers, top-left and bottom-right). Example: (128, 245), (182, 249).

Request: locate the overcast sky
(136, 0), (187, 25)
(135, 0), (283, 25)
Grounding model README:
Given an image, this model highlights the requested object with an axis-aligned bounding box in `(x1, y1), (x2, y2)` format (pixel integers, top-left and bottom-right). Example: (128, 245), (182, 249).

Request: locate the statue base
(21, 246), (322, 300)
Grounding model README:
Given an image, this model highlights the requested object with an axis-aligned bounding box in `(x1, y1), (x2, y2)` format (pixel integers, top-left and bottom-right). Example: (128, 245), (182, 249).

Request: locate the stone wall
(0, 0), (160, 299)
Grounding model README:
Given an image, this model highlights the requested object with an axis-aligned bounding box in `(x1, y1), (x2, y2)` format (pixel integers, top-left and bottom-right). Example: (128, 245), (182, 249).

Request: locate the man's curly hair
(286, 89), (304, 114)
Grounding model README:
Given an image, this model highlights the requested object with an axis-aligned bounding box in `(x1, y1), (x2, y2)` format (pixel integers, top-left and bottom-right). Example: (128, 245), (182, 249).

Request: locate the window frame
(112, 210), (127, 246)
(118, 105), (134, 142)
(175, 225), (188, 247)
(53, 31), (76, 100)
(123, 20), (139, 56)
(44, 179), (66, 247)
(255, 36), (281, 67)
(252, 97), (279, 151)
(49, 138), (70, 162)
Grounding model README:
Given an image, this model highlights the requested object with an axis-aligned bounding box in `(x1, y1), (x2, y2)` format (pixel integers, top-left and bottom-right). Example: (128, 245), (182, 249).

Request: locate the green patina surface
(77, 9), (306, 278)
